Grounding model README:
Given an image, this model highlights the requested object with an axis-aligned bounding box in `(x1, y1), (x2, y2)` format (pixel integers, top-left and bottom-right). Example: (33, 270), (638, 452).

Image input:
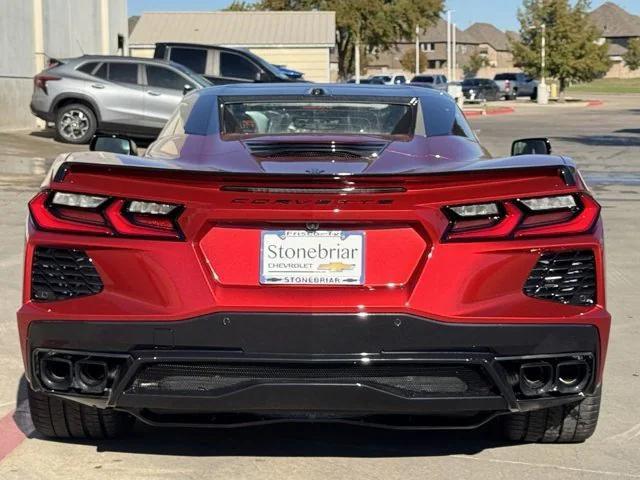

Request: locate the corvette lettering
(231, 198), (394, 206)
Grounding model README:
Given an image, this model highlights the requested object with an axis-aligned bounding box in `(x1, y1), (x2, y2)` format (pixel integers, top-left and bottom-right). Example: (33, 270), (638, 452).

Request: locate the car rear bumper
(30, 101), (54, 122)
(27, 313), (601, 429)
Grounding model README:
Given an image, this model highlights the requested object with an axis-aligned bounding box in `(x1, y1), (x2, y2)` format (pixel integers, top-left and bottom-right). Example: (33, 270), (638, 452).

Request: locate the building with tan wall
(128, 11), (335, 82)
(589, 2), (640, 78)
(464, 23), (514, 69)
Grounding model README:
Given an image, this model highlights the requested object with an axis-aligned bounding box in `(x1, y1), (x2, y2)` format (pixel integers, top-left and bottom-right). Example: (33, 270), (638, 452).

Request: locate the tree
(623, 38), (640, 71)
(462, 52), (488, 78)
(225, 1), (255, 10)
(399, 48), (427, 74)
(511, 0), (610, 95)
(245, 0), (444, 79)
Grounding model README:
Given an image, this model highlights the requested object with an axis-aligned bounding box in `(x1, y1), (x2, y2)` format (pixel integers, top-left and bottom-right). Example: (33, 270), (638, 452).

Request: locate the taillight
(443, 193), (600, 241)
(33, 74), (61, 94)
(28, 191), (183, 240)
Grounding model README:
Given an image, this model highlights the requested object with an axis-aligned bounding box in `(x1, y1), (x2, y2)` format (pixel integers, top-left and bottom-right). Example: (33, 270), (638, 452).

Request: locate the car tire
(54, 103), (97, 144)
(28, 388), (134, 439)
(530, 87), (538, 101)
(501, 389), (601, 443)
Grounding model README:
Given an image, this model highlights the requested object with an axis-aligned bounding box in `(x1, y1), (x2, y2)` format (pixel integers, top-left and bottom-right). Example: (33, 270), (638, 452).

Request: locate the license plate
(260, 230), (364, 285)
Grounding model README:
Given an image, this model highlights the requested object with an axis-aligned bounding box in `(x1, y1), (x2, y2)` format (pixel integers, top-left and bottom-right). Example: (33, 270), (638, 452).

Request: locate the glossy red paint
(17, 163), (610, 381)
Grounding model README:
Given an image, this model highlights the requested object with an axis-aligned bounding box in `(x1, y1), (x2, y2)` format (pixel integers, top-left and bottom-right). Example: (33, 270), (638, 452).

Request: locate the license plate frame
(260, 230), (365, 285)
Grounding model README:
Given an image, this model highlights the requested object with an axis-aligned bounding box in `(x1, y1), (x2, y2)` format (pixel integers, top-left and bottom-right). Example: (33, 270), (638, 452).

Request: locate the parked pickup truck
(493, 72), (539, 100)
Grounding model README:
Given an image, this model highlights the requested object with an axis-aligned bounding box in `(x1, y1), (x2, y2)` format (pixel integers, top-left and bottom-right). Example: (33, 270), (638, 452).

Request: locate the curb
(464, 106), (515, 117)
(0, 410), (26, 462)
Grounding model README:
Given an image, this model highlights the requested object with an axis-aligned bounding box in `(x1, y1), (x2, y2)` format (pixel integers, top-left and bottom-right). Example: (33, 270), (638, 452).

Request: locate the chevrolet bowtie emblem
(318, 262), (355, 273)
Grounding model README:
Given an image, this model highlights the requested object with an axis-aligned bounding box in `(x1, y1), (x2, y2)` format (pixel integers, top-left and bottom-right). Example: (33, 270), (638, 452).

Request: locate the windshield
(494, 73), (517, 80)
(221, 101), (414, 136)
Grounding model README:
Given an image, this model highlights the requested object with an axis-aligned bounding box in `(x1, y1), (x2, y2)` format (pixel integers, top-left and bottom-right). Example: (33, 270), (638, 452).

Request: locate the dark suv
(30, 55), (210, 143)
(154, 43), (303, 84)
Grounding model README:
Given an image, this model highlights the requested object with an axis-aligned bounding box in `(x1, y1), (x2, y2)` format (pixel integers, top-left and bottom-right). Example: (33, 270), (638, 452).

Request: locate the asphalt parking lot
(0, 95), (639, 479)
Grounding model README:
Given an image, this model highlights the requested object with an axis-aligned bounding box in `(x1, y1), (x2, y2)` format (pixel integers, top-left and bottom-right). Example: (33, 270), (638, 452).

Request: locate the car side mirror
(254, 71), (264, 82)
(90, 134), (138, 156)
(182, 84), (194, 95)
(511, 137), (551, 156)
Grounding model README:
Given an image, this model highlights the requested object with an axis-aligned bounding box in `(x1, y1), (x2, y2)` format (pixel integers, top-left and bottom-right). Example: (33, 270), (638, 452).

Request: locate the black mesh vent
(523, 250), (596, 306)
(245, 141), (388, 158)
(127, 362), (495, 398)
(31, 248), (103, 301)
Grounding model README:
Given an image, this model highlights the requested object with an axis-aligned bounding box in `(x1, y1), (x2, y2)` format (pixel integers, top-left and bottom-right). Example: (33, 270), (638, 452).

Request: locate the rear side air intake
(31, 247), (103, 301)
(523, 250), (596, 305)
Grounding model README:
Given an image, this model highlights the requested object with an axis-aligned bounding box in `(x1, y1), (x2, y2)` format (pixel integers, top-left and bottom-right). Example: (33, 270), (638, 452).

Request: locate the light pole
(452, 23), (457, 81)
(537, 22), (548, 104)
(354, 38), (360, 84)
(446, 10), (452, 80)
(415, 24), (420, 75)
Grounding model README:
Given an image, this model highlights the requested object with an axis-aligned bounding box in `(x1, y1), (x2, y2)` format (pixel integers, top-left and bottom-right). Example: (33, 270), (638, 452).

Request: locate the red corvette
(18, 84), (608, 442)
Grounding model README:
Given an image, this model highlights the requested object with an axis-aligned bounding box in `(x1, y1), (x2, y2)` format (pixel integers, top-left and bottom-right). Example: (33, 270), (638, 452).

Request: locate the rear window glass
(462, 79), (479, 86)
(414, 76), (434, 82)
(77, 62), (98, 74)
(221, 101), (414, 136)
(494, 73), (517, 80)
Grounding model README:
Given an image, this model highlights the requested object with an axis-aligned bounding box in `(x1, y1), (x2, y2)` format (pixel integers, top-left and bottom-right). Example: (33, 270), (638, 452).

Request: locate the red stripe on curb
(464, 106), (515, 117)
(587, 100), (604, 107)
(0, 410), (26, 462)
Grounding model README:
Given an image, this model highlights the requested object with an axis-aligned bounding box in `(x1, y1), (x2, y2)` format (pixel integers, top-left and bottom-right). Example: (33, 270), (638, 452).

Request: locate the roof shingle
(419, 18), (479, 44)
(589, 2), (640, 38)
(465, 23), (510, 51)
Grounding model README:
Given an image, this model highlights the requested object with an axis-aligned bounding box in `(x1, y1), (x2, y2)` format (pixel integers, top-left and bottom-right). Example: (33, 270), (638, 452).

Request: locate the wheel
(530, 87), (538, 101)
(54, 103), (97, 144)
(501, 389), (601, 443)
(28, 387), (134, 439)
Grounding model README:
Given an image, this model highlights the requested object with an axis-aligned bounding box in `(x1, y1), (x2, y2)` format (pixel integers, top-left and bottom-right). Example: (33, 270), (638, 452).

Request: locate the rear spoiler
(46, 151), (578, 187)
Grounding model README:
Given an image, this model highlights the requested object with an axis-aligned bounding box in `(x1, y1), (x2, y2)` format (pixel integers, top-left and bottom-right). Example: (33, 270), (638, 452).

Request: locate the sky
(128, 0), (640, 32)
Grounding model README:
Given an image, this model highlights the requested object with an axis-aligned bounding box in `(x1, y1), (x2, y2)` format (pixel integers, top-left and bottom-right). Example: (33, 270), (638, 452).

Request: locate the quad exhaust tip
(517, 358), (591, 397)
(38, 354), (112, 394)
(39, 357), (73, 391)
(556, 359), (589, 394)
(519, 361), (554, 396)
(75, 359), (108, 393)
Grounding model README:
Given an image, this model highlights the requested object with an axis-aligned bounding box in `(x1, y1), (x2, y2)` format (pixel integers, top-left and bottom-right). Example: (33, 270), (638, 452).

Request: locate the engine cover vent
(244, 141), (388, 158)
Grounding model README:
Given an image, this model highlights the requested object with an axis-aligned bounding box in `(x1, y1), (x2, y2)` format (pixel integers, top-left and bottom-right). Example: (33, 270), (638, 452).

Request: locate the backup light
(520, 195), (576, 211)
(51, 192), (107, 209)
(450, 203), (499, 217)
(127, 201), (177, 215)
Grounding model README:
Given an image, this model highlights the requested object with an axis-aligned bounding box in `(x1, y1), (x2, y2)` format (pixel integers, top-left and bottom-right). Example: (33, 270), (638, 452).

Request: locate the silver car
(30, 55), (210, 144)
